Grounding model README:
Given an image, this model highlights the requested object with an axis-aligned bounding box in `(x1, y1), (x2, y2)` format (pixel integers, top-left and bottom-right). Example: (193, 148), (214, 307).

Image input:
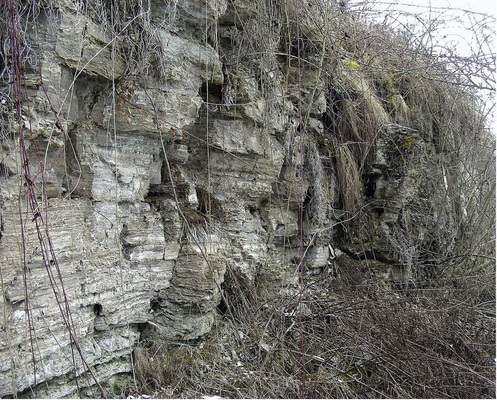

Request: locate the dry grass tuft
(334, 141), (363, 217)
(133, 342), (198, 396)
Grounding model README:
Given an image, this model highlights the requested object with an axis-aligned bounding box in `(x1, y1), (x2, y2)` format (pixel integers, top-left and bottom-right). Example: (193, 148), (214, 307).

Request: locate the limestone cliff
(0, 0), (494, 398)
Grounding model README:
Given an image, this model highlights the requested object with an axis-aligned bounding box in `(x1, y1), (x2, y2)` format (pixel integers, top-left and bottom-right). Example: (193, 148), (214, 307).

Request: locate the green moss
(343, 58), (361, 71)
(402, 136), (418, 150)
(381, 73), (400, 97)
(387, 136), (419, 161)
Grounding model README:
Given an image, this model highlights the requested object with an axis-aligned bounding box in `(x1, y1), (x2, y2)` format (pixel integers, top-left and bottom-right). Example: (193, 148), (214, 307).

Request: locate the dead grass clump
(390, 93), (410, 123)
(133, 342), (197, 395)
(334, 140), (363, 218)
(284, 0), (341, 57)
(219, 264), (257, 323)
(304, 140), (329, 228)
(331, 68), (389, 170)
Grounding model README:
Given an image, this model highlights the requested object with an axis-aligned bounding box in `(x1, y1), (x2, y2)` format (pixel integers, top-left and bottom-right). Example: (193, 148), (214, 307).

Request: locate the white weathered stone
(56, 13), (125, 80)
(305, 246), (331, 269)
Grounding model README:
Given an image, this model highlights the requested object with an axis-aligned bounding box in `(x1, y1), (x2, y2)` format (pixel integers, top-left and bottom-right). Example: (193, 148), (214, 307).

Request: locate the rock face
(0, 0), (493, 397)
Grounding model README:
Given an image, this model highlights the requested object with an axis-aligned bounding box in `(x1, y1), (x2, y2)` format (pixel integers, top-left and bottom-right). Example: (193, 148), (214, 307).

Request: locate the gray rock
(0, 0), (486, 397)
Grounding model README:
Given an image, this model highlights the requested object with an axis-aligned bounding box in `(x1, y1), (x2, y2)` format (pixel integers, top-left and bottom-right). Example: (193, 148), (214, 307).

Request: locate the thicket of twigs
(130, 260), (494, 398)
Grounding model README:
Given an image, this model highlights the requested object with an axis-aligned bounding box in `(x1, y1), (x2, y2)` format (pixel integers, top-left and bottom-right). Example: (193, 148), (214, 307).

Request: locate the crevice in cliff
(200, 81), (223, 107)
(338, 245), (396, 266)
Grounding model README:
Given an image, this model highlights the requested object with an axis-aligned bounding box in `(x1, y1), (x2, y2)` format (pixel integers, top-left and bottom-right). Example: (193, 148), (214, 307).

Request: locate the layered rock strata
(0, 0), (487, 396)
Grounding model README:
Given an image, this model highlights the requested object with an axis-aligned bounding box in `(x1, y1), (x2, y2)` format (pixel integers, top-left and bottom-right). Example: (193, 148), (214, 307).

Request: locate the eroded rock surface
(0, 0), (488, 397)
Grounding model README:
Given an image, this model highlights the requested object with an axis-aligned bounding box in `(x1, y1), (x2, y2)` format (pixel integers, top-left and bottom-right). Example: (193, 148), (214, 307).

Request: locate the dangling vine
(5, 0), (105, 396)
(292, 0), (307, 396)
